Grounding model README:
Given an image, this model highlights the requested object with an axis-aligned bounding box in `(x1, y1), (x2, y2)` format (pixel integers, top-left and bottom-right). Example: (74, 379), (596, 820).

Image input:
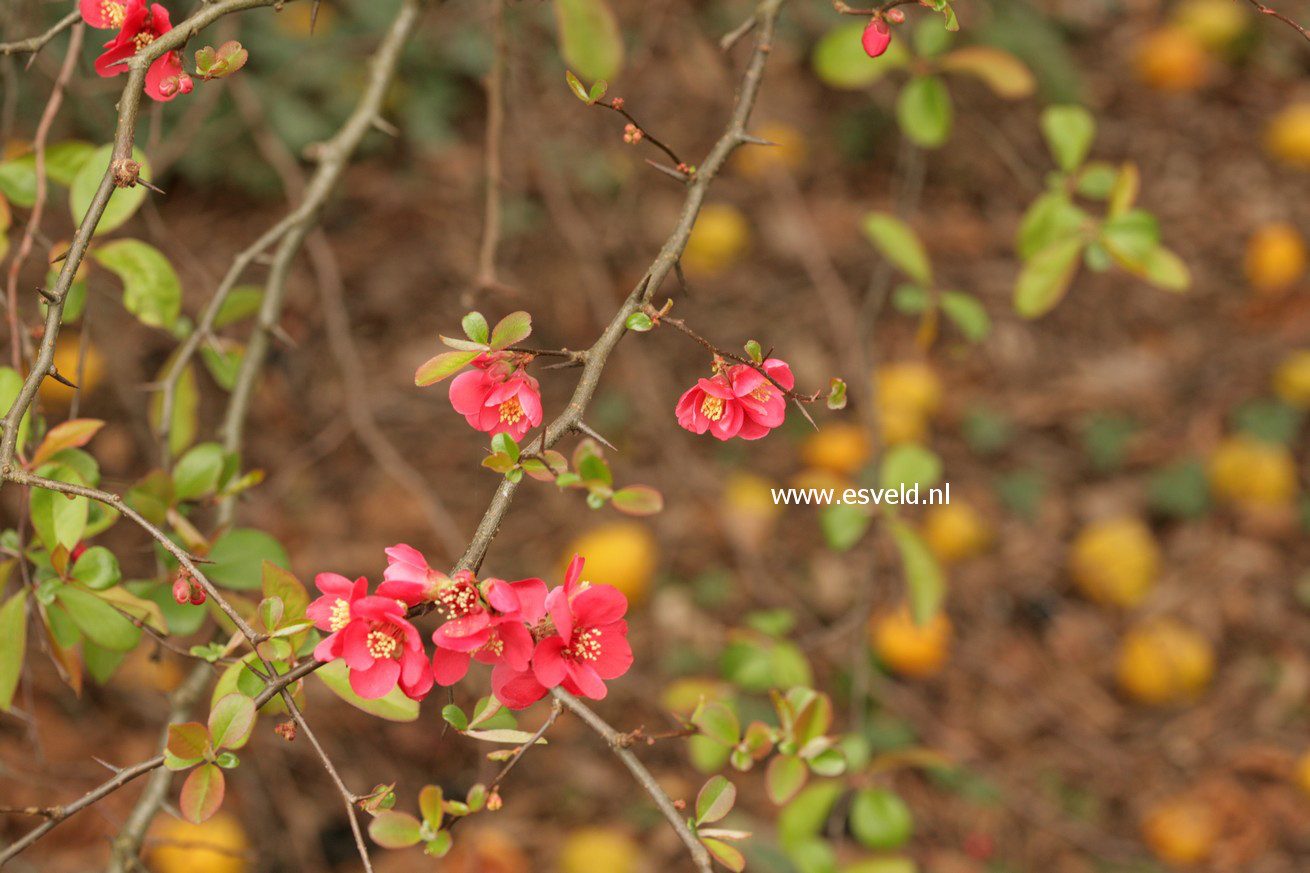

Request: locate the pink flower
(383, 543), (447, 603)
(309, 573), (433, 701)
(81, 0), (189, 102)
(862, 18), (892, 58)
(430, 571), (548, 686)
(676, 357), (794, 441)
(532, 556), (633, 700)
(449, 354), (543, 440)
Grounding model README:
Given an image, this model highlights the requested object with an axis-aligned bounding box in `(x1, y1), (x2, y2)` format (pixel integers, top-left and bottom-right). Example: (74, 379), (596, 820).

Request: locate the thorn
(792, 397), (819, 431)
(47, 368), (78, 389)
(674, 260), (689, 297)
(371, 115), (400, 137)
(644, 159), (689, 182)
(271, 324), (298, 349)
(36, 287), (56, 303)
(739, 133), (779, 147)
(91, 757), (123, 775)
(137, 176), (166, 195)
(574, 420), (618, 452)
(50, 249), (69, 264)
(310, 0), (321, 34)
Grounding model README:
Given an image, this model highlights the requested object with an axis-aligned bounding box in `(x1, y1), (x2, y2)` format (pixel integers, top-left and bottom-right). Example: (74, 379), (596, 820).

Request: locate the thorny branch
(0, 10), (80, 60)
(1241, 0), (1310, 41)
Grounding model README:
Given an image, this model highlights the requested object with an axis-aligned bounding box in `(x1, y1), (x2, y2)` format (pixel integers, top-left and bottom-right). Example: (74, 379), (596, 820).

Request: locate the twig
(597, 99), (686, 169)
(489, 699), (563, 791)
(0, 10), (79, 59)
(1241, 0), (1310, 41)
(552, 689), (712, 873)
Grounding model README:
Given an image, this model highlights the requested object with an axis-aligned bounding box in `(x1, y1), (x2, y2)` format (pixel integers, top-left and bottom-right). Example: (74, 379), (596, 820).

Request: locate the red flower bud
(862, 18), (892, 58)
(172, 577), (191, 604)
(189, 585), (207, 606)
(69, 542), (87, 564)
(887, 8), (906, 24)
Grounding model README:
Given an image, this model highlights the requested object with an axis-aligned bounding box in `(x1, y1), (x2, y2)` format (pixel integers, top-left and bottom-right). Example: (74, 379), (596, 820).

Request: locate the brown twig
(1240, 0), (1310, 41)
(598, 99), (686, 169)
(0, 10), (79, 59)
(489, 698), (563, 791)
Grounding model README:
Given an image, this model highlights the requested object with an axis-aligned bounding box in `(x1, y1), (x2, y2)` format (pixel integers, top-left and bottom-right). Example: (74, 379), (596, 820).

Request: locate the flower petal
(431, 646), (471, 686)
(350, 658), (400, 699)
(532, 636), (569, 688)
(491, 664), (548, 709)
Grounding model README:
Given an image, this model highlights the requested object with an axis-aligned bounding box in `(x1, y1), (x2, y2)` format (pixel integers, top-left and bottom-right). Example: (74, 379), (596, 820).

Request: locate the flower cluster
(676, 357), (794, 441)
(81, 0), (191, 101)
(448, 353), (544, 441)
(307, 549), (632, 709)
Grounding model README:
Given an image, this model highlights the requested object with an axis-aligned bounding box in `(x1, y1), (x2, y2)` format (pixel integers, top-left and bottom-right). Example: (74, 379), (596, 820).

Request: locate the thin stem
(489, 699), (563, 791)
(1240, 0), (1310, 41)
(598, 100), (685, 168)
(0, 10), (79, 58)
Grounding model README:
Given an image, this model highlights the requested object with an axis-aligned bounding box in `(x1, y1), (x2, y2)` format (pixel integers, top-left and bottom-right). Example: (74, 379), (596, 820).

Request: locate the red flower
(430, 569), (548, 686)
(81, 0), (192, 102)
(382, 543), (446, 603)
(309, 573), (432, 700)
(676, 357), (794, 441)
(449, 354), (543, 440)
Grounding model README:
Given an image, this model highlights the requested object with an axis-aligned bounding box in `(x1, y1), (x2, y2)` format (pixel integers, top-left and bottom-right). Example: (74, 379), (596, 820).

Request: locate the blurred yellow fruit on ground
(1266, 103), (1310, 168)
(1116, 618), (1214, 705)
(149, 813), (249, 873)
(733, 121), (809, 178)
(875, 362), (943, 418)
(1207, 435), (1298, 508)
(1295, 749), (1310, 797)
(1245, 222), (1306, 295)
(723, 472), (784, 546)
(1069, 517), (1160, 608)
(1134, 27), (1210, 91)
(443, 826), (529, 873)
(921, 500), (992, 564)
(682, 204), (750, 275)
(790, 467), (851, 493)
(38, 333), (105, 408)
(1273, 349), (1310, 409)
(563, 521), (657, 605)
(876, 402), (929, 446)
(868, 604), (951, 679)
(274, 1), (336, 36)
(1141, 796), (1219, 866)
(1173, 0), (1248, 50)
(557, 827), (639, 873)
(802, 422), (873, 475)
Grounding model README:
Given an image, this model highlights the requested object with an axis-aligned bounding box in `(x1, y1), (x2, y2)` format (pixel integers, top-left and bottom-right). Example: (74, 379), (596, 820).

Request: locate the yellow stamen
(329, 598), (351, 632)
(102, 1), (126, 28)
(570, 629), (602, 661)
(367, 630), (399, 660)
(700, 395), (725, 421)
(499, 396), (524, 424)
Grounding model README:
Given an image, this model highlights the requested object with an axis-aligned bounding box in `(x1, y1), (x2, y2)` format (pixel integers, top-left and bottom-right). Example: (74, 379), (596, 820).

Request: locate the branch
(0, 10), (79, 59)
(552, 689), (711, 873)
(1241, 0), (1310, 41)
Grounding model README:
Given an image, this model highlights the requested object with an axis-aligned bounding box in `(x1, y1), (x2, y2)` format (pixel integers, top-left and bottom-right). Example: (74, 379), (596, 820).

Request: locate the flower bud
(862, 18), (892, 58)
(172, 577), (191, 604)
(887, 8), (906, 24)
(189, 586), (207, 606)
(486, 790), (503, 812)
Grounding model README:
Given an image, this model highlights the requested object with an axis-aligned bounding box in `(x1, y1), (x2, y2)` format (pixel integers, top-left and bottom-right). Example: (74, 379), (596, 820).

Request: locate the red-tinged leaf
(611, 485), (664, 516)
(40, 605), (82, 696)
(766, 754), (808, 805)
(792, 692), (833, 747)
(0, 592), (27, 712)
(415, 350), (479, 386)
(30, 419), (105, 468)
(696, 775), (737, 826)
(418, 785), (444, 830)
(368, 811), (423, 849)
(702, 837), (746, 872)
(166, 721), (210, 761)
(180, 763), (225, 824)
(208, 693), (256, 750)
(692, 702), (740, 747)
(938, 46), (1035, 99)
(488, 310), (532, 350)
(566, 70), (590, 102)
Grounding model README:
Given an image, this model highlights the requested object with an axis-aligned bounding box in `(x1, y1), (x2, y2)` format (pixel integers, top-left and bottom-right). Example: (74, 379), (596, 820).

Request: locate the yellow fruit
(1295, 749), (1310, 797)
(876, 403), (929, 447)
(789, 467), (850, 492)
(1069, 517), (1160, 608)
(1116, 618), (1214, 705)
(1173, 0), (1248, 50)
(1134, 27), (1210, 92)
(149, 813), (249, 873)
(802, 423), (873, 475)
(1245, 222), (1306, 295)
(722, 472), (783, 546)
(562, 522), (657, 605)
(444, 827), (529, 873)
(38, 333), (105, 408)
(274, 1), (336, 37)
(921, 501), (992, 564)
(733, 121), (809, 178)
(1273, 350), (1310, 409)
(1207, 435), (1298, 508)
(1142, 796), (1218, 866)
(682, 204), (751, 276)
(868, 604), (951, 679)
(558, 827), (640, 873)
(1267, 103), (1310, 168)
(875, 362), (943, 418)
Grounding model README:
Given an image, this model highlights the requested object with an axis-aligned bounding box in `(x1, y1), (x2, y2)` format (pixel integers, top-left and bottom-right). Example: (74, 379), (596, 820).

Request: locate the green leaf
(880, 443), (943, 491)
(827, 378), (848, 411)
(1148, 459), (1210, 520)
(462, 311), (489, 344)
(200, 341), (243, 391)
(1014, 236), (1084, 318)
(892, 283), (929, 314)
(415, 349), (480, 386)
(441, 704), (469, 731)
(180, 763), (225, 824)
(419, 784), (445, 830)
(696, 775), (737, 825)
(490, 432), (519, 463)
(262, 561), (309, 624)
(555, 0), (624, 82)
(463, 728), (549, 744)
(30, 463), (88, 552)
(913, 15), (954, 57)
(213, 286), (263, 328)
(488, 310), (532, 350)
(209, 693), (256, 750)
(54, 585), (140, 651)
(0, 592), (27, 712)
(30, 419), (105, 468)
(1075, 161), (1119, 199)
(149, 356), (198, 458)
(70, 546), (121, 591)
(173, 442), (225, 501)
(1040, 105), (1096, 172)
(813, 22), (909, 90)
(702, 838), (746, 872)
(692, 701), (740, 746)
(206, 528), (288, 590)
(90, 238), (182, 330)
(1130, 245), (1191, 292)
(44, 141), (97, 186)
(69, 144), (151, 235)
(897, 75), (953, 149)
(778, 782), (843, 850)
(888, 519), (945, 625)
(1101, 209), (1160, 266)
(0, 367), (31, 454)
(316, 659), (419, 721)
(588, 80), (608, 103)
(938, 46), (1035, 98)
(1016, 191), (1086, 260)
(369, 811), (423, 849)
(766, 754), (808, 805)
(166, 721), (210, 762)
(861, 213), (932, 285)
(0, 158), (36, 207)
(611, 485), (663, 516)
(939, 291), (990, 342)
(625, 311), (653, 332)
(849, 788), (914, 850)
(820, 503), (869, 552)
